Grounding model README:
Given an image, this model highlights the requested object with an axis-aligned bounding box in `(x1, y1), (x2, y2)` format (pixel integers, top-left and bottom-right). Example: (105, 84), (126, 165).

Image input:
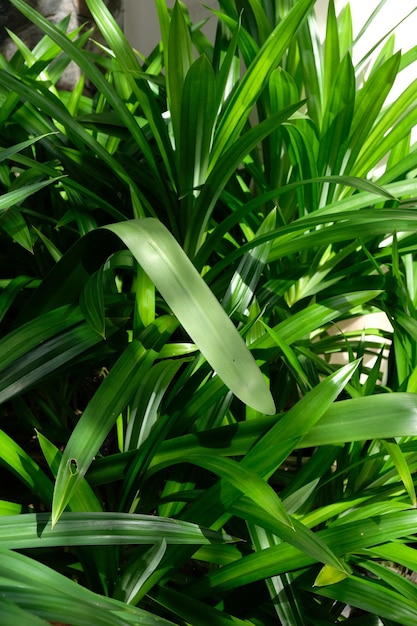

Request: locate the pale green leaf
(105, 219), (275, 415)
(314, 563), (350, 587)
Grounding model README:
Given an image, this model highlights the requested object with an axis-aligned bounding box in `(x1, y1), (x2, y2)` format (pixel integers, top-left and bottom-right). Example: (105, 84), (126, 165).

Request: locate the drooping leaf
(0, 512), (237, 549)
(106, 219), (275, 415)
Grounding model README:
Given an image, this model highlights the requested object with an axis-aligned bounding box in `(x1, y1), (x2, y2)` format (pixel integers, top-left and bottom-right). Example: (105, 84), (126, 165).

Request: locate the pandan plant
(1, 0), (417, 623)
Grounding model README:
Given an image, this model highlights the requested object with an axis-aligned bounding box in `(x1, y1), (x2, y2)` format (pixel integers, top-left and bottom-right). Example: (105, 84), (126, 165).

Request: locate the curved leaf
(106, 219), (275, 415)
(0, 512), (236, 549)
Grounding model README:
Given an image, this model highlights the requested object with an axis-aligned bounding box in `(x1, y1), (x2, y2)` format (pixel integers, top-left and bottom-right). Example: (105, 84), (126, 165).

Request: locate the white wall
(124, 0), (218, 55)
(124, 1), (416, 59)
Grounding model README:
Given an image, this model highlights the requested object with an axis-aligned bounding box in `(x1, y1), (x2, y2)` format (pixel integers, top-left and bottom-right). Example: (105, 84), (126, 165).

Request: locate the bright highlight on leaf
(314, 564), (350, 587)
(105, 219), (276, 416)
(3, 0), (417, 623)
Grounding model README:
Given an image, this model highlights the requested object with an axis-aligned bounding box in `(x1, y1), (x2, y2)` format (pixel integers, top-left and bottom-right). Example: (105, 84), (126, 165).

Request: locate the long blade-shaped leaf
(114, 540), (167, 605)
(0, 512), (236, 549)
(0, 430), (53, 506)
(52, 340), (154, 525)
(0, 548), (175, 626)
(248, 523), (307, 625)
(185, 453), (293, 528)
(167, 0), (194, 147)
(105, 219), (275, 415)
(0, 598), (49, 626)
(0, 178), (61, 213)
(149, 585), (248, 626)
(312, 574), (417, 624)
(37, 431), (103, 513)
(301, 393), (417, 447)
(210, 0), (315, 163)
(0, 132), (57, 163)
(7, 0), (163, 205)
(138, 364), (357, 597)
(189, 510), (417, 597)
(85, 0), (175, 186)
(178, 55), (216, 223)
(383, 439), (417, 507)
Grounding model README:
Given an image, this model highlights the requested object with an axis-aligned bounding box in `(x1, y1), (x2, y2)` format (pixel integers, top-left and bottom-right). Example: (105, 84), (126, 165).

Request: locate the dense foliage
(1, 0), (417, 623)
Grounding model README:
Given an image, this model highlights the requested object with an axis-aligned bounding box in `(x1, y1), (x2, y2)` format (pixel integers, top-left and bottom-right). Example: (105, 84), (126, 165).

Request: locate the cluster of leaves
(1, 0), (417, 623)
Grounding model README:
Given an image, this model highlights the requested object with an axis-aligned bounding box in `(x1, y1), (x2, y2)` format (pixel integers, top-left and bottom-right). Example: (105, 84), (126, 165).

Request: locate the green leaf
(150, 585), (249, 626)
(345, 52), (401, 174)
(0, 276), (35, 324)
(319, 52), (355, 178)
(248, 523), (307, 625)
(134, 265), (156, 331)
(80, 266), (105, 338)
(0, 318), (103, 405)
(178, 55), (216, 213)
(0, 430), (53, 506)
(114, 540), (167, 605)
(189, 100), (304, 255)
(37, 431), (103, 513)
(0, 178), (62, 214)
(352, 76), (417, 177)
(32, 226), (62, 262)
(186, 453), (293, 529)
(0, 305), (84, 372)
(301, 393), (417, 447)
(312, 574), (417, 624)
(189, 510), (417, 597)
(167, 1), (194, 146)
(214, 16), (240, 113)
(368, 542), (417, 573)
(51, 340), (155, 525)
(0, 206), (33, 251)
(7, 0), (165, 203)
(0, 133), (58, 163)
(0, 512), (236, 549)
(239, 361), (359, 483)
(0, 548), (176, 626)
(106, 219), (275, 415)
(323, 0), (340, 112)
(0, 501), (21, 516)
(139, 364), (358, 599)
(85, 0), (175, 188)
(124, 359), (184, 451)
(223, 208), (276, 315)
(259, 320), (312, 392)
(296, 16), (322, 126)
(314, 563), (350, 587)
(0, 598), (49, 626)
(210, 0), (315, 163)
(383, 439), (417, 507)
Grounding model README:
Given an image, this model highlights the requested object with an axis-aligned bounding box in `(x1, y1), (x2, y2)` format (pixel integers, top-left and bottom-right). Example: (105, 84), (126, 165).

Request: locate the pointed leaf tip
(105, 219), (276, 414)
(314, 563), (351, 587)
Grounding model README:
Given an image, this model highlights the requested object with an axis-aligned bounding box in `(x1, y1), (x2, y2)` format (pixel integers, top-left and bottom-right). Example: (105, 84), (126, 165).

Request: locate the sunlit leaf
(106, 219), (275, 415)
(314, 563), (350, 587)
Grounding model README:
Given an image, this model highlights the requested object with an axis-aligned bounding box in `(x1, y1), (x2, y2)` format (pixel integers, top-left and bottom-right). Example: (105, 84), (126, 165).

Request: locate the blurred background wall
(1, 1), (415, 95)
(124, 0), (416, 62)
